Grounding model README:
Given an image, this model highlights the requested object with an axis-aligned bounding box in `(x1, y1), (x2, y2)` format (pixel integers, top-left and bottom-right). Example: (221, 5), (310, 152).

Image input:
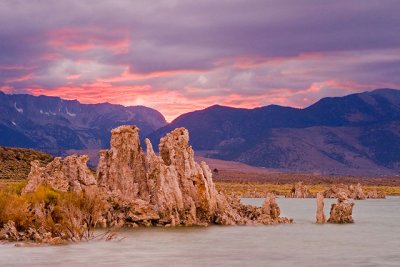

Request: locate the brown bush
(0, 185), (108, 243)
(59, 189), (108, 241)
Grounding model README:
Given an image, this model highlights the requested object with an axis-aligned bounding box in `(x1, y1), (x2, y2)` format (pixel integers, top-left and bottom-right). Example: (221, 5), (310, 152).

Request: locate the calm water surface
(1, 197), (399, 267)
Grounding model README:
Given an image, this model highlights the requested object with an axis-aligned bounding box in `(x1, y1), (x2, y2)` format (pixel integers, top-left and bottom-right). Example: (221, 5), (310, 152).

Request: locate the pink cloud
(98, 66), (206, 83)
(0, 65), (35, 70)
(5, 73), (33, 83)
(46, 27), (130, 54)
(26, 83), (152, 105)
(66, 74), (81, 80)
(0, 85), (14, 93)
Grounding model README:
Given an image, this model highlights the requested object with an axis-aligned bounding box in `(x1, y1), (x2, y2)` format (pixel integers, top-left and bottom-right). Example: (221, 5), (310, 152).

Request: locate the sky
(1, 0), (400, 121)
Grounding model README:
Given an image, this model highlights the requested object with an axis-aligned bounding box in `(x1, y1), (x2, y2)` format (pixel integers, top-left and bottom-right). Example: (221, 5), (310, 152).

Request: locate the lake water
(1, 197), (399, 267)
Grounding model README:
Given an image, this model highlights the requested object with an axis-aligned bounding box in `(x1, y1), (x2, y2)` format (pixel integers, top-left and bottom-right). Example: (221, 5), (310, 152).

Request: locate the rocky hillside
(0, 146), (53, 179)
(0, 92), (167, 154)
(148, 88), (400, 176)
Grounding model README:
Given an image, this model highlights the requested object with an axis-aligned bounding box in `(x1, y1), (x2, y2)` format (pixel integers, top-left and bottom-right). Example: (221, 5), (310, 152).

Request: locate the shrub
(0, 192), (30, 230)
(0, 185), (108, 242)
(59, 189), (108, 241)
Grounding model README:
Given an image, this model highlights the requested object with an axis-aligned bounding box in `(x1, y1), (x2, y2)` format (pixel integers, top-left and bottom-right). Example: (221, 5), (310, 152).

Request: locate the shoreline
(215, 181), (400, 198)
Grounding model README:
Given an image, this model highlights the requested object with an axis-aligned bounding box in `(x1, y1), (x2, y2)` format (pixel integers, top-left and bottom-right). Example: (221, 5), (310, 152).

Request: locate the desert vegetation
(0, 147), (53, 180)
(0, 181), (108, 244)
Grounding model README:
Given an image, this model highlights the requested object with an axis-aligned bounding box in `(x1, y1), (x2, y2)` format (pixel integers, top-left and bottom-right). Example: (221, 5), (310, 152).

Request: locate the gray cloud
(0, 0), (400, 119)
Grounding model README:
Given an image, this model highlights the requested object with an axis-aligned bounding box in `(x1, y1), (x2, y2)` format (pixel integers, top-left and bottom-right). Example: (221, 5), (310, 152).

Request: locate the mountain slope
(0, 92), (167, 154)
(0, 146), (53, 179)
(148, 88), (400, 175)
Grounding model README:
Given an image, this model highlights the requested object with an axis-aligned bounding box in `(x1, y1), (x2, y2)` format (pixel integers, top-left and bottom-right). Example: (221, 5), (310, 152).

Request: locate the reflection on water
(1, 197), (399, 267)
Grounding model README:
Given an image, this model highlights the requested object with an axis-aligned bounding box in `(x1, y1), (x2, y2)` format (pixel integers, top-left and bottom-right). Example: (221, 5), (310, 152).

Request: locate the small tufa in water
(316, 192), (326, 224)
(328, 192), (354, 224)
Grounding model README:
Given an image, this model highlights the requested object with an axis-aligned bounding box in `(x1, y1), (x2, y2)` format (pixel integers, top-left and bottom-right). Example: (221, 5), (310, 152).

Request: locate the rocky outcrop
(0, 220), (66, 245)
(285, 182), (384, 200)
(366, 189), (385, 199)
(21, 160), (45, 194)
(263, 193), (281, 219)
(101, 126), (291, 226)
(97, 126), (148, 200)
(323, 184), (349, 199)
(287, 182), (314, 198)
(316, 192), (326, 224)
(323, 183), (384, 199)
(22, 125), (292, 228)
(350, 183), (366, 200)
(0, 221), (19, 241)
(214, 195), (291, 225)
(327, 192), (354, 223)
(145, 127), (291, 226)
(144, 128), (220, 225)
(285, 182), (385, 200)
(22, 155), (97, 194)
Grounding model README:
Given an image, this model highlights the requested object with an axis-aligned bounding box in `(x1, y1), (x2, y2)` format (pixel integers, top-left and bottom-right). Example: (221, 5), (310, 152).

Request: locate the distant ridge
(0, 92), (167, 155)
(148, 88), (400, 176)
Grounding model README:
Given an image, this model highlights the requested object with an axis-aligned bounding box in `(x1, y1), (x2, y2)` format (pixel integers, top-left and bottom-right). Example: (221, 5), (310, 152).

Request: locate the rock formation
(144, 128), (220, 225)
(22, 125), (292, 228)
(96, 126), (148, 200)
(287, 182), (314, 198)
(323, 183), (382, 199)
(327, 192), (354, 223)
(0, 220), (66, 245)
(349, 183), (366, 200)
(316, 192), (326, 224)
(215, 195), (291, 225)
(366, 189), (385, 199)
(0, 221), (19, 241)
(22, 155), (97, 194)
(263, 193), (280, 219)
(21, 160), (45, 194)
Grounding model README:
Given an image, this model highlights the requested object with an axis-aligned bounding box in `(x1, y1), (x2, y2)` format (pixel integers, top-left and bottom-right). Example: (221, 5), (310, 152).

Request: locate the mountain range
(0, 91), (166, 154)
(148, 88), (400, 176)
(1, 89), (400, 176)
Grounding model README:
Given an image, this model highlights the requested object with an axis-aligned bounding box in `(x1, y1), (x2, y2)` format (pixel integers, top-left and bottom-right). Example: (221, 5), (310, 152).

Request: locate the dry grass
(0, 182), (108, 242)
(0, 147), (53, 180)
(213, 168), (400, 197)
(215, 181), (400, 197)
(0, 180), (24, 191)
(213, 170), (400, 186)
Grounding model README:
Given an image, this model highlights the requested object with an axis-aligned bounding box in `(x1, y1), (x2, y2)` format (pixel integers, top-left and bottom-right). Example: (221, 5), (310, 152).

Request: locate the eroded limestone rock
(366, 189), (385, 199)
(22, 125), (292, 228)
(144, 128), (220, 225)
(215, 195), (292, 225)
(287, 182), (314, 198)
(97, 125), (148, 200)
(323, 183), (383, 200)
(263, 193), (280, 219)
(327, 192), (354, 223)
(21, 160), (45, 194)
(0, 221), (19, 241)
(0, 220), (67, 245)
(107, 126), (290, 226)
(22, 155), (96, 194)
(350, 183), (366, 200)
(316, 192), (326, 224)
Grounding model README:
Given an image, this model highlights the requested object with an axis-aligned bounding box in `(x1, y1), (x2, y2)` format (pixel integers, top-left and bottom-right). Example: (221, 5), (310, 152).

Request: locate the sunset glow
(1, 1), (400, 121)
